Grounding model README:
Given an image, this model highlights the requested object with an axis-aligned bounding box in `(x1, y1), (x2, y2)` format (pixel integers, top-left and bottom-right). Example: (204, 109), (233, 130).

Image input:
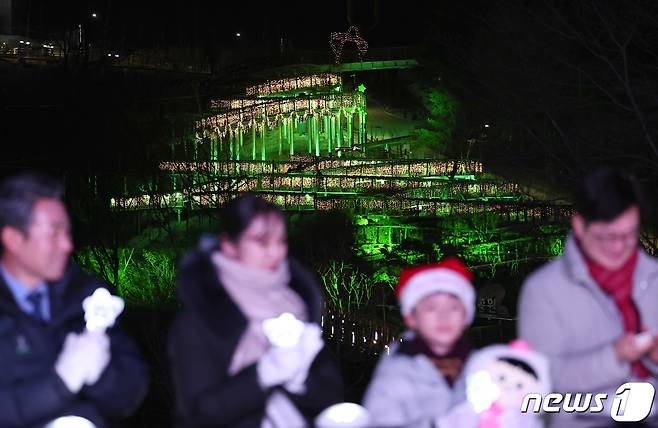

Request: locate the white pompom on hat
(395, 257), (476, 323)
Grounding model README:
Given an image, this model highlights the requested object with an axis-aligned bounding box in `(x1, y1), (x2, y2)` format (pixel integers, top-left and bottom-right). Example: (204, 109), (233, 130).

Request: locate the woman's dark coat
(168, 240), (343, 428)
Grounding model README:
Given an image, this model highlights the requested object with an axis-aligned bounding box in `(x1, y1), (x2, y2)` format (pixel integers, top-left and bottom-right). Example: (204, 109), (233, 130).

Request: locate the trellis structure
(109, 70), (572, 281)
(111, 157), (571, 223)
(196, 73), (367, 161)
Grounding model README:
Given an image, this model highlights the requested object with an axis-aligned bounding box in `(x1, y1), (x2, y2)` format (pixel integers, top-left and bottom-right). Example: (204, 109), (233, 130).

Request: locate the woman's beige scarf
(211, 251), (309, 427)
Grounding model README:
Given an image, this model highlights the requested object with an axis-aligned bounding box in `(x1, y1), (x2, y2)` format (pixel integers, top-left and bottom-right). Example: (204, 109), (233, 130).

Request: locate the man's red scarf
(585, 249), (650, 378)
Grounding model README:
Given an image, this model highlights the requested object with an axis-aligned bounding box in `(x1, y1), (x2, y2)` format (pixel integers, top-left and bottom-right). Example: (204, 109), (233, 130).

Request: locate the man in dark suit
(0, 172), (148, 428)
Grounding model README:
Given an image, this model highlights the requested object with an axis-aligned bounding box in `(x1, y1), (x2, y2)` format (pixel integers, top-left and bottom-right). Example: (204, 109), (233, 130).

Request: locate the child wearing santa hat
(362, 257), (478, 428)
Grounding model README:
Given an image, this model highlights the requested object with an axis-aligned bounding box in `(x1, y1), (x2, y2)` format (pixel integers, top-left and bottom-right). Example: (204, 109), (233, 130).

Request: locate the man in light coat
(519, 167), (658, 428)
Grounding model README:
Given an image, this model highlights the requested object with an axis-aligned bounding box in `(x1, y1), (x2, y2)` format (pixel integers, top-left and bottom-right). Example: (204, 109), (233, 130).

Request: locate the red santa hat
(395, 257), (476, 322)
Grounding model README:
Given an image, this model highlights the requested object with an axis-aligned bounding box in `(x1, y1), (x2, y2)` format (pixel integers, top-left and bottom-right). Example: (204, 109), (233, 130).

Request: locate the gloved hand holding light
(257, 313), (324, 392)
(55, 289), (118, 394)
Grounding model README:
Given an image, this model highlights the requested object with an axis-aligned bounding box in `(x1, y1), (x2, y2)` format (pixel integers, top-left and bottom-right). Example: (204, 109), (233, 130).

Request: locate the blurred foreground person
(0, 173), (148, 428)
(363, 257), (479, 427)
(168, 194), (342, 427)
(519, 167), (658, 428)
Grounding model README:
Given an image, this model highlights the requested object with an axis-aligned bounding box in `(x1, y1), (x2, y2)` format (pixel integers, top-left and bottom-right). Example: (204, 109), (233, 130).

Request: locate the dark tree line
(425, 0), (658, 193)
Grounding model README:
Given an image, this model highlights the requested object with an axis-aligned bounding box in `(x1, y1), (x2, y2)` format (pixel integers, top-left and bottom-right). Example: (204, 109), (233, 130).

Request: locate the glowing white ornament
(467, 370), (501, 413)
(315, 402), (370, 427)
(82, 288), (125, 333)
(262, 312), (305, 348)
(44, 416), (97, 428)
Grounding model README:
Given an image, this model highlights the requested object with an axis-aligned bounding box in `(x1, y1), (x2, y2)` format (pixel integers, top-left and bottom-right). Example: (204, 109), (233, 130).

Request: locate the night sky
(4, 0), (658, 186)
(10, 0), (445, 49)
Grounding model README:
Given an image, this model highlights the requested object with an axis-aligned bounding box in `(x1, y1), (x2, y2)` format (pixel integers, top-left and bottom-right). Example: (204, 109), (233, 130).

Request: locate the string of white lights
(245, 73), (342, 97)
(158, 159), (484, 176)
(329, 26), (369, 63)
(196, 93), (366, 137)
(110, 192), (573, 219)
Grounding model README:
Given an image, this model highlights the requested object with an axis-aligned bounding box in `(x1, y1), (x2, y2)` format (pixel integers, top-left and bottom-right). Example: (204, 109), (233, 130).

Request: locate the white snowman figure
(464, 339), (551, 428)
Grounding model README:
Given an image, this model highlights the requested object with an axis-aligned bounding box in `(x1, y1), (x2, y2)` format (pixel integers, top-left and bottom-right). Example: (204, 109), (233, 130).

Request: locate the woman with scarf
(168, 194), (343, 428)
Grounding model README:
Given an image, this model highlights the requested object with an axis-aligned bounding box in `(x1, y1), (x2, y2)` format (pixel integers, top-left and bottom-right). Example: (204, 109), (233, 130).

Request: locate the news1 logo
(521, 382), (656, 422)
(611, 382), (656, 422)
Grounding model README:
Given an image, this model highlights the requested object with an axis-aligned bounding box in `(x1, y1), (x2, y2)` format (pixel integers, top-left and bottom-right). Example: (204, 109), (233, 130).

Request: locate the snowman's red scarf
(584, 248), (650, 379)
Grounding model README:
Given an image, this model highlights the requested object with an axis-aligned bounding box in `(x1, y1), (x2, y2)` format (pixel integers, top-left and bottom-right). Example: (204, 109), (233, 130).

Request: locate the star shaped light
(262, 312), (305, 348)
(329, 26), (369, 63)
(467, 370), (501, 413)
(82, 288), (125, 333)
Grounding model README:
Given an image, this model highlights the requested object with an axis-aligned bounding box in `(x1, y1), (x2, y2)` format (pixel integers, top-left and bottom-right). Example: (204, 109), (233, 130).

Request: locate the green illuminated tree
(319, 261), (371, 316)
(412, 86), (460, 158)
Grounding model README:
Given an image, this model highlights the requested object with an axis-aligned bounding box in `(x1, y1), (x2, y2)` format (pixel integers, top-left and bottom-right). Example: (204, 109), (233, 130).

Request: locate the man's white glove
(55, 333), (86, 393)
(79, 330), (111, 385)
(55, 331), (111, 393)
(284, 324), (324, 393)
